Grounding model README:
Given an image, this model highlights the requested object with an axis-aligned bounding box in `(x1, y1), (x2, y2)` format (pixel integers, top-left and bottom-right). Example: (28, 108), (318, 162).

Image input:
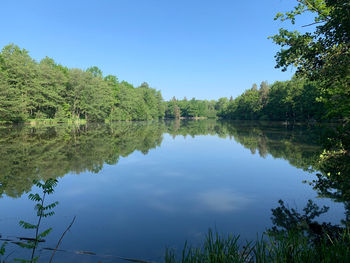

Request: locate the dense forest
(165, 97), (217, 119)
(0, 44), (164, 122)
(165, 79), (328, 121)
(0, 42), (346, 124)
(219, 79), (327, 121)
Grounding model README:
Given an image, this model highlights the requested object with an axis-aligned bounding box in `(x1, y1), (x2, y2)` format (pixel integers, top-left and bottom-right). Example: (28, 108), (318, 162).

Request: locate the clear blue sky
(0, 0), (307, 100)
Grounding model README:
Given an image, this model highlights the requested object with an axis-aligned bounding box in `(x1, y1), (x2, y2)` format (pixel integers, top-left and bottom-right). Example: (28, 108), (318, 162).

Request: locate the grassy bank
(0, 118), (88, 125)
(27, 118), (87, 125)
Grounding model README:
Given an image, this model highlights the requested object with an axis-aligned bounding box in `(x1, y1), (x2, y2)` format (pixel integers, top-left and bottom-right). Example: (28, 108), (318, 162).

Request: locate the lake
(0, 120), (346, 262)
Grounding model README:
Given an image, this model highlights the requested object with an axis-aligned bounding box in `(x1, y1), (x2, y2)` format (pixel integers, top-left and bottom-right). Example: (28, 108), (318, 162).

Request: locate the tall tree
(0, 44), (39, 119)
(259, 81), (270, 108)
(37, 57), (66, 118)
(0, 59), (25, 121)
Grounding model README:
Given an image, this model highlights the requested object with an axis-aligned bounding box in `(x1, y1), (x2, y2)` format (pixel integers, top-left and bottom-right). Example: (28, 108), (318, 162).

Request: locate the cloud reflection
(197, 189), (252, 212)
(144, 186), (253, 214)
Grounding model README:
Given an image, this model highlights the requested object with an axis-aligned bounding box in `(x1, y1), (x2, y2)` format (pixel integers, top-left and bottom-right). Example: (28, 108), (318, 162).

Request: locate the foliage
(270, 0), (350, 118)
(306, 121), (350, 225)
(0, 45), (35, 121)
(109, 82), (164, 121)
(0, 44), (165, 122)
(165, 97), (217, 119)
(14, 179), (58, 263)
(219, 78), (326, 121)
(0, 242), (7, 263)
(0, 43), (342, 123)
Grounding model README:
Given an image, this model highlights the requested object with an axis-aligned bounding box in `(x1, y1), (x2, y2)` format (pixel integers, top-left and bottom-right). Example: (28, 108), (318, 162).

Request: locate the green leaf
(43, 201), (59, 210)
(43, 211), (55, 217)
(0, 241), (7, 256)
(38, 228), (52, 239)
(19, 220), (37, 229)
(14, 258), (31, 263)
(14, 256), (39, 263)
(28, 193), (41, 202)
(14, 241), (35, 249)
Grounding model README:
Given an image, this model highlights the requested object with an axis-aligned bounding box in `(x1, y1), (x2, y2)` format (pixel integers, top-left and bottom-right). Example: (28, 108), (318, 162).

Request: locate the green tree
(37, 57), (66, 118)
(0, 44), (38, 120)
(235, 89), (262, 119)
(259, 81), (269, 107)
(86, 66), (103, 78)
(66, 69), (114, 121)
(270, 0), (350, 118)
(0, 44), (166, 123)
(0, 59), (25, 121)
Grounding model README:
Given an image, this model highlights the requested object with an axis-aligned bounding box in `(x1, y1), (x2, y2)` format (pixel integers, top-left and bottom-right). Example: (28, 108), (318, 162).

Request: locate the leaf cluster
(270, 0), (350, 118)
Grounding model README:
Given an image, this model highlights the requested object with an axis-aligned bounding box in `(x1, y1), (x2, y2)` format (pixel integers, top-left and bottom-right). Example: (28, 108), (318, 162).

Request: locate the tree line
(164, 78), (328, 122)
(1, 37), (347, 123)
(165, 97), (217, 119)
(216, 78), (327, 121)
(0, 44), (164, 122)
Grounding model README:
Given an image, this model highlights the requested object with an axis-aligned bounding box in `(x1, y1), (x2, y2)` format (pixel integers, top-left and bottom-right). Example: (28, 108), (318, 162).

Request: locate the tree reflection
(0, 120), (347, 216)
(307, 122), (350, 226)
(1, 120), (349, 261)
(269, 199), (343, 243)
(0, 122), (164, 198)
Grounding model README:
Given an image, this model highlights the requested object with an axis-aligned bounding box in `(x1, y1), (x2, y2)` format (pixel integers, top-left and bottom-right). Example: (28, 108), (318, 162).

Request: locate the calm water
(0, 120), (346, 262)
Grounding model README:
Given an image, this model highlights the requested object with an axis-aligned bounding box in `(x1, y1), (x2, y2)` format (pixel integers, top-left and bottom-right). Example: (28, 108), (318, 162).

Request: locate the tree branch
(49, 216), (76, 263)
(302, 20), (326, 27)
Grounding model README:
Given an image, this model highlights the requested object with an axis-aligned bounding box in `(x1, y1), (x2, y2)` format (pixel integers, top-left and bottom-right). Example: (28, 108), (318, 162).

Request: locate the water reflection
(0, 120), (349, 261)
(197, 189), (253, 212)
(0, 122), (164, 198)
(0, 120), (326, 199)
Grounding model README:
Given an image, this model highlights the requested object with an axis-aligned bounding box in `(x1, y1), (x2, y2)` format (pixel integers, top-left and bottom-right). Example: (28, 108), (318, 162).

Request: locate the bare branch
(302, 20), (326, 27)
(49, 216), (76, 263)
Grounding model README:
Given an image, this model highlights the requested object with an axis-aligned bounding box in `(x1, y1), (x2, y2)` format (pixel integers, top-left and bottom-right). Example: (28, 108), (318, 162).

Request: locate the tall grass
(165, 228), (350, 263)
